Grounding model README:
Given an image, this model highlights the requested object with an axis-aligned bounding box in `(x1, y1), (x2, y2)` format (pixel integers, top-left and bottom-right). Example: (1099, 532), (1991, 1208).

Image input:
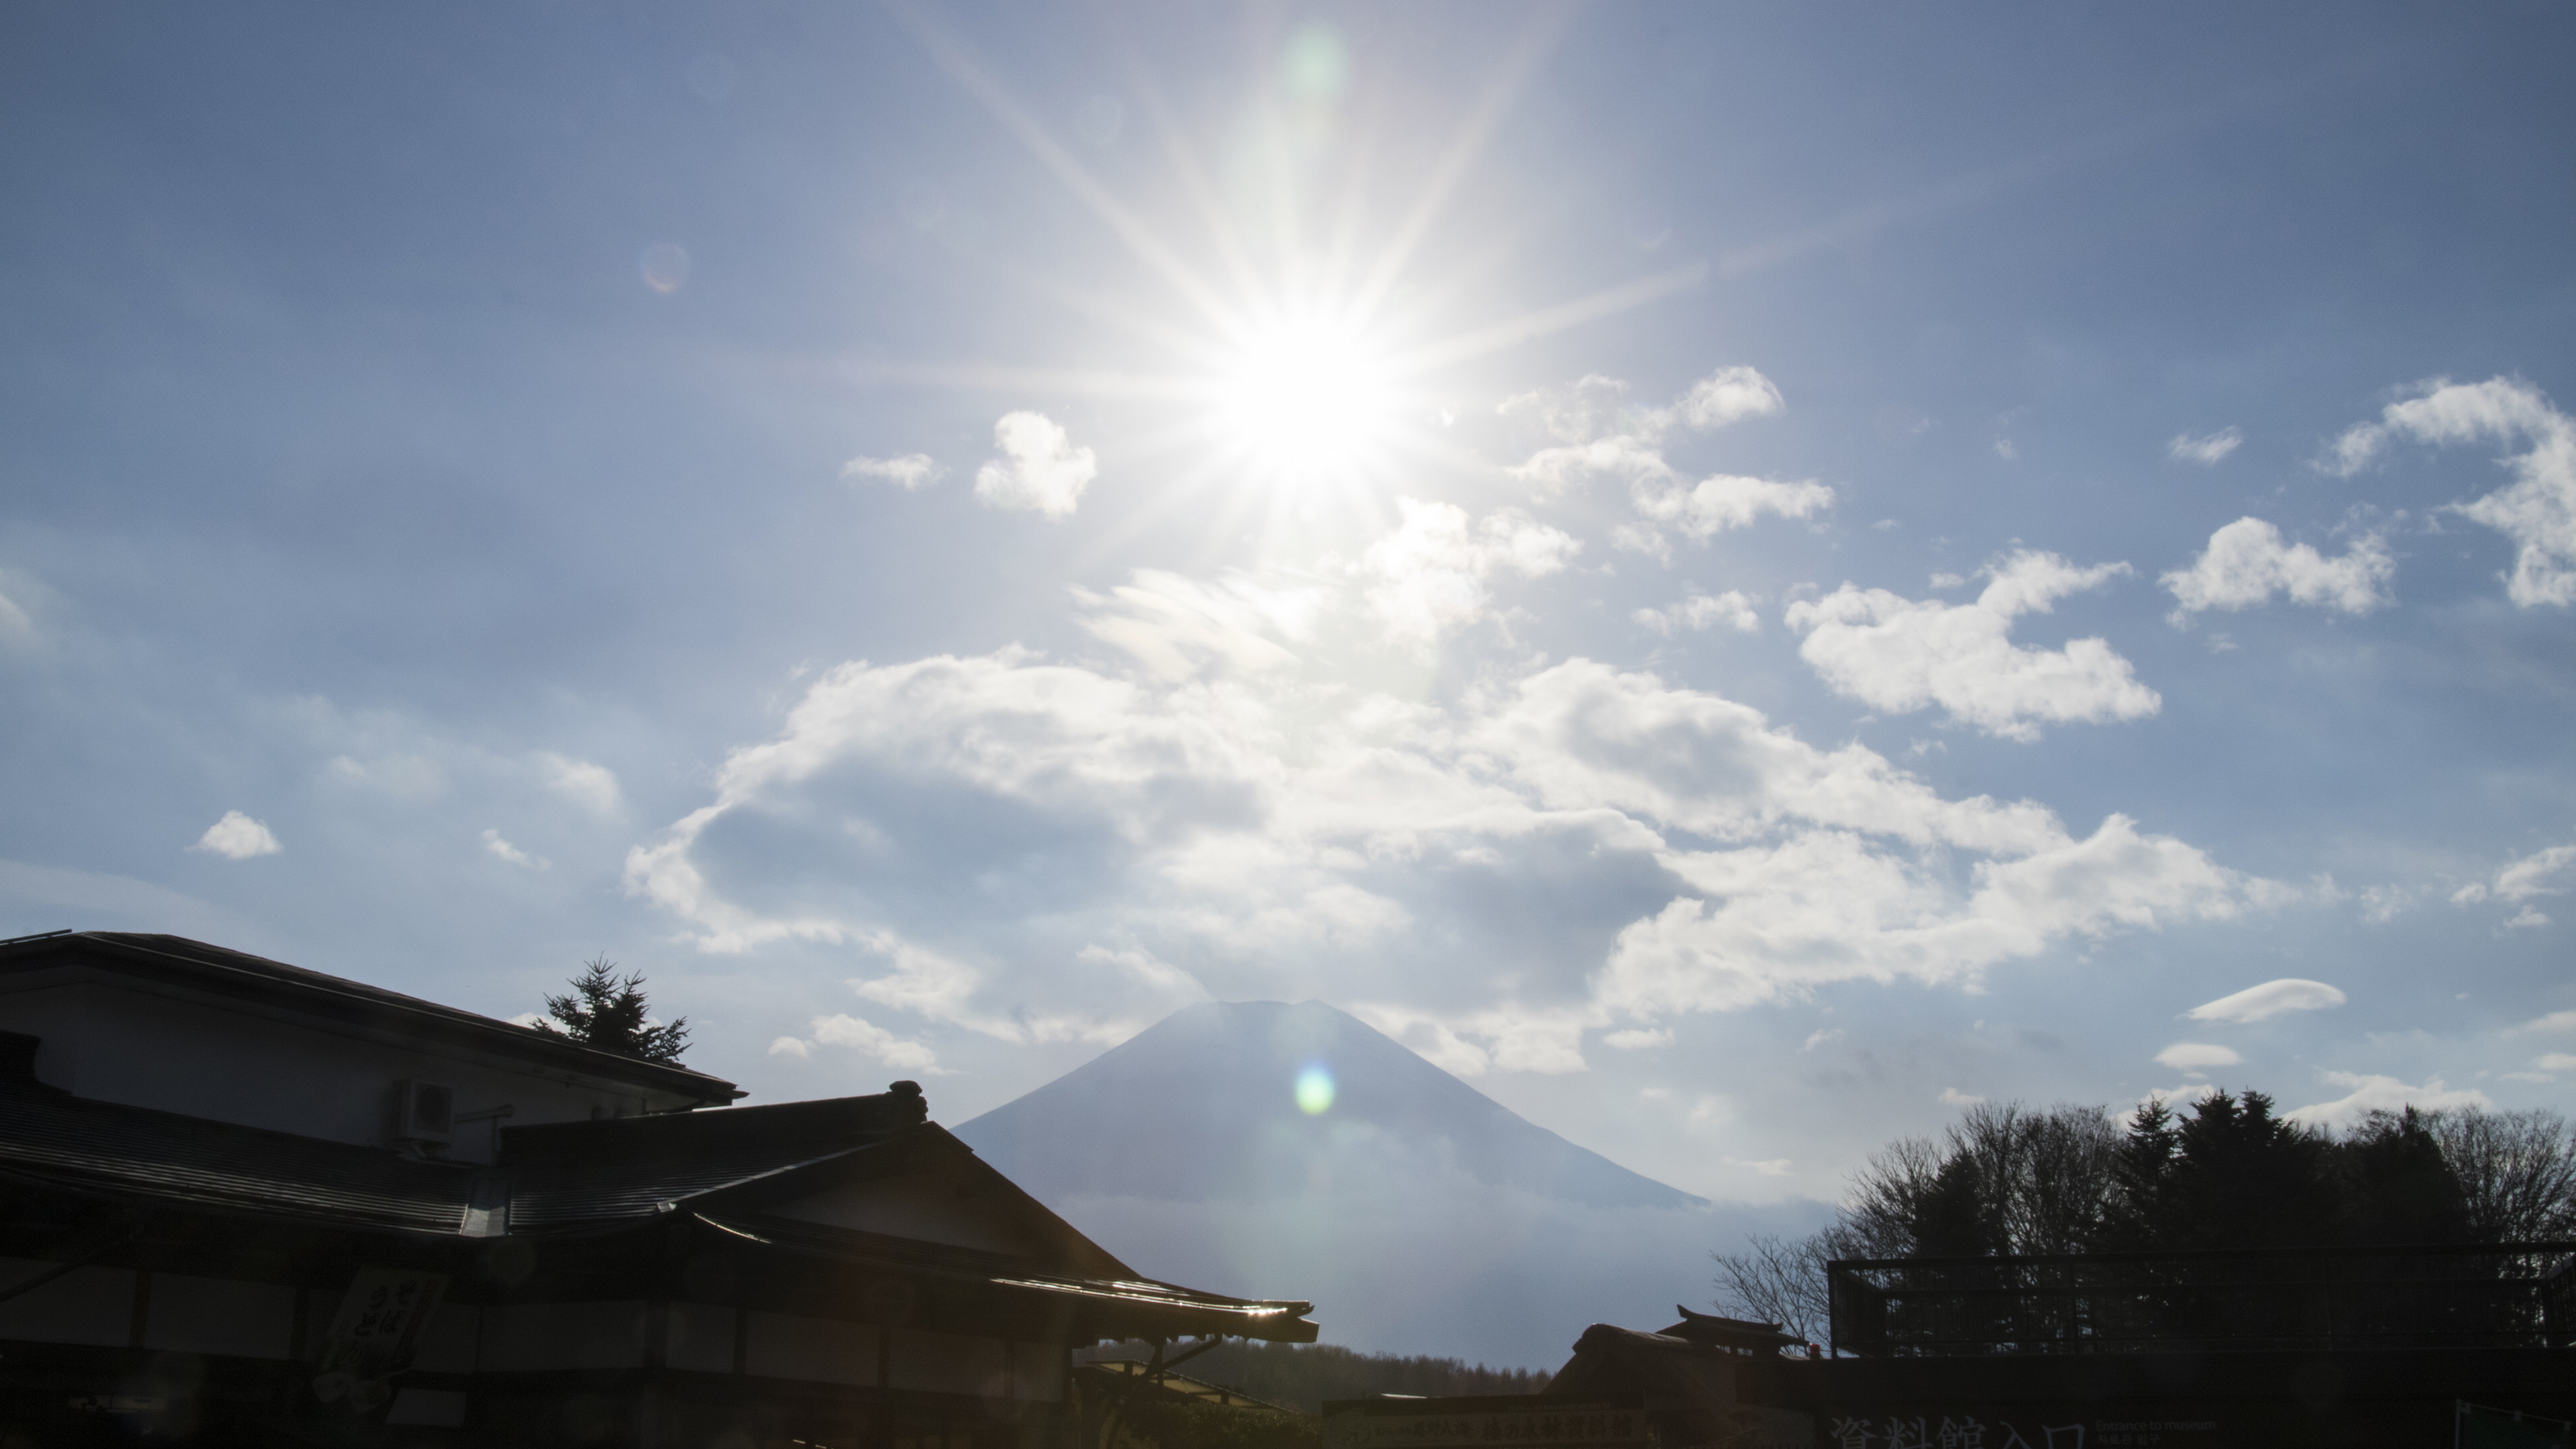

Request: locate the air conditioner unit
(390, 1079), (455, 1146)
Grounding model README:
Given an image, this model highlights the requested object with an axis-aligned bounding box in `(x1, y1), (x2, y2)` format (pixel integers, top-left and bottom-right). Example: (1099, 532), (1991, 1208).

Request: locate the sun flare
(1212, 310), (1399, 484)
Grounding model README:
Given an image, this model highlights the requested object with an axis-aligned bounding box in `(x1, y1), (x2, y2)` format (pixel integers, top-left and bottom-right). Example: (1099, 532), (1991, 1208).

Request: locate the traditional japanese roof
(500, 1087), (932, 1230)
(0, 930), (744, 1105)
(0, 1070), (930, 1241)
(699, 1214), (1320, 1344)
(0, 1069), (1322, 1341)
(0, 1070), (484, 1236)
(1659, 1305), (1805, 1354)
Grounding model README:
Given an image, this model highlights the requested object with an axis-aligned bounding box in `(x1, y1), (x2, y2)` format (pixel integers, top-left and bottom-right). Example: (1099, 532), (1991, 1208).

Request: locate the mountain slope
(955, 1001), (1822, 1366)
(960, 1000), (1703, 1210)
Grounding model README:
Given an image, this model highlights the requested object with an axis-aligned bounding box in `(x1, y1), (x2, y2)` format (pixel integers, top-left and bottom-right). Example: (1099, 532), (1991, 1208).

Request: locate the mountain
(956, 1000), (1826, 1368)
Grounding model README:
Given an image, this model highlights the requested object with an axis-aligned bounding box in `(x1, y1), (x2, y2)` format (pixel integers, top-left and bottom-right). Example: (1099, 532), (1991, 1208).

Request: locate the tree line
(1715, 1091), (2576, 1344)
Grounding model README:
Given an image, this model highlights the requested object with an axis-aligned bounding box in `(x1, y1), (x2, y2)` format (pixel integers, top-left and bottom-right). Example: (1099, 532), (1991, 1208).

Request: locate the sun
(1210, 307), (1400, 487)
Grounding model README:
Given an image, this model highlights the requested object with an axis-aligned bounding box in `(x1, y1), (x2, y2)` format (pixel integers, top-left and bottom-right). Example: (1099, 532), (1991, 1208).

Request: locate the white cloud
(2167, 427), (2242, 465)
(767, 1035), (812, 1058)
(1504, 366), (1826, 556)
(2161, 517), (2394, 619)
(0, 591), (33, 643)
(2186, 977), (2347, 1023)
(191, 811), (281, 860)
(2358, 883), (2417, 924)
(2451, 843), (2576, 906)
(1077, 942), (1204, 996)
(808, 1012), (944, 1072)
(537, 753), (623, 816)
(1803, 1028), (1844, 1051)
(1786, 551), (2159, 740)
(1361, 498), (1578, 645)
(2324, 376), (2576, 606)
(1498, 373), (1636, 445)
(1727, 1157), (1796, 1177)
(2504, 906), (2552, 930)
(2286, 1071), (2490, 1130)
(480, 828), (550, 870)
(2509, 1010), (2576, 1036)
(1939, 1087), (1986, 1106)
(625, 631), (2264, 1072)
(1603, 1027), (1672, 1050)
(841, 453), (945, 490)
(1634, 590), (1760, 637)
(1631, 474), (1835, 545)
(2537, 1053), (2576, 1073)
(1502, 365), (1780, 450)
(2154, 1042), (2241, 1070)
(974, 411), (1097, 518)
(1668, 366), (1786, 431)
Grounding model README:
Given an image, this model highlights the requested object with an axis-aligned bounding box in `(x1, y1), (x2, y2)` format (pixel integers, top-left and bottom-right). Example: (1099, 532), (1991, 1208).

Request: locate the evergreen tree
(2107, 1089), (2339, 1251)
(537, 955), (691, 1063)
(2337, 1107), (2471, 1245)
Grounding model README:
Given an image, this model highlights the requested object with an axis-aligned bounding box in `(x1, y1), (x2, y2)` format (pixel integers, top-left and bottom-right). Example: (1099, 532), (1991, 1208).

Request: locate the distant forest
(1715, 1093), (2576, 1343)
(1079, 1340), (1551, 1415)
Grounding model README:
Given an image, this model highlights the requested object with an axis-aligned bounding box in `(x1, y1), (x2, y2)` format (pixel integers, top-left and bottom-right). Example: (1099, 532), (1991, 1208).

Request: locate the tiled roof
(700, 1214), (1321, 1343)
(0, 932), (743, 1104)
(0, 1079), (930, 1240)
(501, 1091), (928, 1230)
(0, 1077), (477, 1236)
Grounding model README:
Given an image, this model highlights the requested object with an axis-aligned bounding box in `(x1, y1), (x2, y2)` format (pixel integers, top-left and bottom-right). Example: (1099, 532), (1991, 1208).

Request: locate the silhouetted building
(0, 931), (1316, 1446)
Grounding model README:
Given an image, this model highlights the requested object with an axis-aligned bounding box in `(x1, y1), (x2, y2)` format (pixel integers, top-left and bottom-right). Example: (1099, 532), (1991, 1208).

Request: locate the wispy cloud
(2286, 1071), (2489, 1130)
(2167, 427), (2242, 465)
(842, 453), (946, 490)
(2451, 843), (2575, 907)
(480, 828), (550, 871)
(1634, 590), (1760, 637)
(2154, 1042), (2241, 1070)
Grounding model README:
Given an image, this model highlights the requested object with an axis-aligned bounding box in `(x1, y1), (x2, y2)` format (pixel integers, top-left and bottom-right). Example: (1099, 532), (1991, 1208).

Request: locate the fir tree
(537, 955), (690, 1063)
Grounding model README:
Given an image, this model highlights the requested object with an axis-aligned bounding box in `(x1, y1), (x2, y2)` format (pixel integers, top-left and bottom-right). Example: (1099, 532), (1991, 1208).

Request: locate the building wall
(0, 1258), (1067, 1405)
(0, 975), (693, 1159)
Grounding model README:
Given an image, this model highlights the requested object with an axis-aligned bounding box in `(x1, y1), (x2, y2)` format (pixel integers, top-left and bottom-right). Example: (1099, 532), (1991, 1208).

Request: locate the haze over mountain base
(957, 1000), (1830, 1366)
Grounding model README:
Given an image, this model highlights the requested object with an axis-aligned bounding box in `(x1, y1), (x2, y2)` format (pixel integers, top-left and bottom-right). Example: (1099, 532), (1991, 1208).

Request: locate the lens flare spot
(639, 242), (691, 294)
(1295, 1063), (1335, 1115)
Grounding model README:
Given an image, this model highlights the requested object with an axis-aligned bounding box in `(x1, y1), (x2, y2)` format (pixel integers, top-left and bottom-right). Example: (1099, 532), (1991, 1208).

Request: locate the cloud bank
(623, 557), (2264, 1070)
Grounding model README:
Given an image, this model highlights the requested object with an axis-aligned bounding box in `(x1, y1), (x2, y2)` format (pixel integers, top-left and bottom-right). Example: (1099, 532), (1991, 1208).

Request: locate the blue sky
(4, 2), (2573, 1207)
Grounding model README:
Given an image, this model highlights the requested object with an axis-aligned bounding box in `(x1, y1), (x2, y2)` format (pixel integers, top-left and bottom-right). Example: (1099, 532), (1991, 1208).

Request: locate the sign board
(312, 1266), (449, 1411)
(1825, 1413), (2221, 1449)
(1325, 1401), (1654, 1449)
